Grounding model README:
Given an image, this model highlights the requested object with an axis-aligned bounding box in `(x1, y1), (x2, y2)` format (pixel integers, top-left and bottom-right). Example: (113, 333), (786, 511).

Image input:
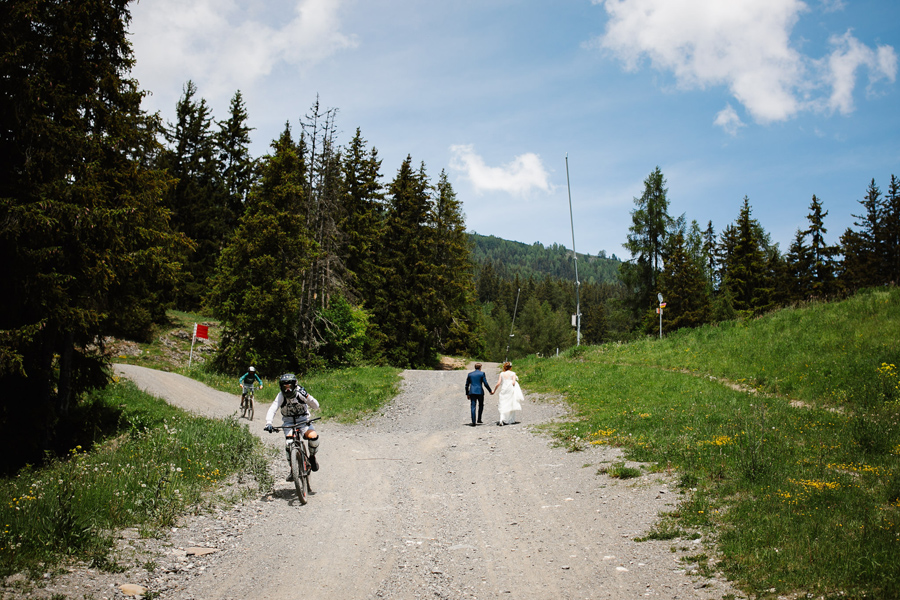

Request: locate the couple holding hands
(465, 362), (523, 427)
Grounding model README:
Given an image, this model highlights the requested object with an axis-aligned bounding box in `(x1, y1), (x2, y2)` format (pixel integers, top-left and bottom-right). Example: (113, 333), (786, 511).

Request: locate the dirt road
(112, 364), (739, 600)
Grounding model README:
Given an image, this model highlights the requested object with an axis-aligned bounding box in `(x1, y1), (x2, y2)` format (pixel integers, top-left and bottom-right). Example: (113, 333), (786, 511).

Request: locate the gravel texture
(4, 364), (742, 600)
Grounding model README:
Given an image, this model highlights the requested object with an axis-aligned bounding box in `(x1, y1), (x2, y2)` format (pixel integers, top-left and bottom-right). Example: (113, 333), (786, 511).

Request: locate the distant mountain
(468, 232), (622, 285)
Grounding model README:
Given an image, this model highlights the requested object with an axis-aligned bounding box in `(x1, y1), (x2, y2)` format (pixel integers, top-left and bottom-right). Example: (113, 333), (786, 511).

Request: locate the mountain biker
(238, 366), (263, 403)
(264, 373), (320, 480)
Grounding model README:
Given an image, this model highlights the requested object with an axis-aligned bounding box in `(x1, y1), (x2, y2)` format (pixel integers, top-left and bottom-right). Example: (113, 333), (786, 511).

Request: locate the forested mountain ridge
(469, 232), (622, 284)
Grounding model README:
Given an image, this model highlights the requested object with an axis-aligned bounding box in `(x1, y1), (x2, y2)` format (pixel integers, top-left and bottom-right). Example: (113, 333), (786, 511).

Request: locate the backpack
(280, 386), (310, 418)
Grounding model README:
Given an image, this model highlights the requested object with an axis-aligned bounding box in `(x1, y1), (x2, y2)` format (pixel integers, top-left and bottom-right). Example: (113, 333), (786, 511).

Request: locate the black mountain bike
(240, 383), (258, 420)
(270, 418), (320, 505)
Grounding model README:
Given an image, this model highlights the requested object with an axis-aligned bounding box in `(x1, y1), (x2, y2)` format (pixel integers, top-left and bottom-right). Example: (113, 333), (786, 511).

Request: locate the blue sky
(127, 0), (899, 259)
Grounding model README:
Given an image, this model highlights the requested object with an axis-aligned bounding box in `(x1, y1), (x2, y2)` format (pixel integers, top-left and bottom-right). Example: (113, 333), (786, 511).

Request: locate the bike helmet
(248, 366), (256, 373)
(279, 373), (298, 399)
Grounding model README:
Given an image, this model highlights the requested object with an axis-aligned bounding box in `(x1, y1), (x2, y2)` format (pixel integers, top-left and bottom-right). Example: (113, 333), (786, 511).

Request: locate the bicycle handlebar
(268, 417), (321, 432)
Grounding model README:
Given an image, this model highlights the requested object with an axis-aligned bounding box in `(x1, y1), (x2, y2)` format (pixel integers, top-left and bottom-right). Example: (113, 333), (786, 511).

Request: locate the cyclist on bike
(238, 366), (263, 404)
(264, 373), (320, 480)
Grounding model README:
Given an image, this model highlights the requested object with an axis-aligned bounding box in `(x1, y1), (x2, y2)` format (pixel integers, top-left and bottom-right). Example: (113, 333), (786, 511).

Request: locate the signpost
(657, 294), (664, 339)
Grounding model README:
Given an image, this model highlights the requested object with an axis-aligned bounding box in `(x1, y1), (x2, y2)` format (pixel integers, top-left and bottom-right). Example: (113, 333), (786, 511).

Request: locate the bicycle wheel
(247, 393), (254, 421)
(290, 445), (307, 504)
(240, 396), (248, 419)
(300, 443), (312, 495)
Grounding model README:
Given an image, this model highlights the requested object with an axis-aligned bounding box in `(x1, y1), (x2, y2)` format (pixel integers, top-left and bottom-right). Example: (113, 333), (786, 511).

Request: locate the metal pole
(504, 288), (521, 363)
(657, 293), (663, 339)
(565, 154), (581, 346)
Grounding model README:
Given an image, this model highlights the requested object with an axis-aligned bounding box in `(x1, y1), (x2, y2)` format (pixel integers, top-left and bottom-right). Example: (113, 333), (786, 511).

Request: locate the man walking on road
(465, 363), (492, 426)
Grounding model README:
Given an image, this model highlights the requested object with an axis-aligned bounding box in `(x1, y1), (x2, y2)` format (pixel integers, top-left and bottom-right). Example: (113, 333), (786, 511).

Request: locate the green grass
(179, 365), (402, 422)
(0, 381), (272, 579)
(1, 356), (400, 580)
(519, 287), (900, 599)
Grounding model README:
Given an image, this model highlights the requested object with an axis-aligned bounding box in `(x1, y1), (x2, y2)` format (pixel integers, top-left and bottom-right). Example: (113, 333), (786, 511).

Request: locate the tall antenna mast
(566, 154), (581, 346)
(505, 287), (521, 363)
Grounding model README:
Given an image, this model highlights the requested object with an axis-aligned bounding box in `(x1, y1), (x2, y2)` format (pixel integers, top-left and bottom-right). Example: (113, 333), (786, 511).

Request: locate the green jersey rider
(238, 366), (263, 404)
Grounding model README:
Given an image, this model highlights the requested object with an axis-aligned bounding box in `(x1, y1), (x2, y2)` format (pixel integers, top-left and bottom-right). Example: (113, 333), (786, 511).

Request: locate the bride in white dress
(491, 362), (523, 425)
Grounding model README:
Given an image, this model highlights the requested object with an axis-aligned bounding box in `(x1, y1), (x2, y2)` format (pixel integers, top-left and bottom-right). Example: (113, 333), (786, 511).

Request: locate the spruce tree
(722, 197), (770, 315)
(839, 179), (882, 290)
(374, 157), (435, 367)
(340, 128), (385, 306)
(159, 81), (231, 308)
(297, 99), (347, 362)
(786, 229), (814, 301)
(883, 175), (900, 284)
(207, 124), (315, 374)
(803, 195), (837, 296)
(0, 0), (184, 469)
(621, 167), (672, 321)
(430, 171), (482, 356)
(217, 90), (256, 226)
(658, 232), (711, 332)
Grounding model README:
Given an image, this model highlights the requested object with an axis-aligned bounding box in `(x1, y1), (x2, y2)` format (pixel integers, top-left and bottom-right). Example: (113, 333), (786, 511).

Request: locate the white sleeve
(305, 392), (320, 411)
(266, 393), (283, 424)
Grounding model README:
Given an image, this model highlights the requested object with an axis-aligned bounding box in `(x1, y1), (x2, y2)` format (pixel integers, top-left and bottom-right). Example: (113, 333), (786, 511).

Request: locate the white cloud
(714, 104), (746, 136)
(129, 0), (357, 105)
(449, 145), (553, 196)
(819, 0), (846, 13)
(592, 0), (897, 125)
(822, 31), (898, 114)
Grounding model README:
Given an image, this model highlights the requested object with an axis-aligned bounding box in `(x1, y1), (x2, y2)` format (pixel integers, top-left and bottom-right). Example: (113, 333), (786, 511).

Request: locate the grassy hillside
(518, 287), (900, 599)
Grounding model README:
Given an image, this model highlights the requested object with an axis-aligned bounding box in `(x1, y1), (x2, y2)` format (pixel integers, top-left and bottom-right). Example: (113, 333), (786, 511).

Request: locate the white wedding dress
(496, 371), (523, 424)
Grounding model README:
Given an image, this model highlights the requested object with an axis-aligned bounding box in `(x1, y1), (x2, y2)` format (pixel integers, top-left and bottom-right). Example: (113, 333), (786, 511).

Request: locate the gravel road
(35, 364), (741, 600)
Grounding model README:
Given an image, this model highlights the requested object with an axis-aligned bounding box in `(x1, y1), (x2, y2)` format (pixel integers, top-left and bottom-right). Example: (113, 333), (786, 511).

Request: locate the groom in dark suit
(465, 363), (493, 426)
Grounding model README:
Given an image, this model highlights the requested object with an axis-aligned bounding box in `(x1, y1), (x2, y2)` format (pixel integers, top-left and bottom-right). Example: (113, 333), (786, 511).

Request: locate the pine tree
(581, 297), (609, 345)
(803, 195), (837, 297)
(216, 90), (256, 226)
(839, 179), (882, 290)
(883, 175), (900, 284)
(658, 232), (711, 332)
(297, 99), (347, 363)
(207, 124), (315, 374)
(0, 0), (184, 469)
(702, 220), (718, 289)
(722, 197), (771, 315)
(340, 128), (385, 306)
(621, 167), (672, 322)
(374, 157), (435, 367)
(786, 229), (814, 301)
(430, 171), (482, 356)
(476, 261), (500, 304)
(159, 81), (231, 308)
(517, 297), (575, 356)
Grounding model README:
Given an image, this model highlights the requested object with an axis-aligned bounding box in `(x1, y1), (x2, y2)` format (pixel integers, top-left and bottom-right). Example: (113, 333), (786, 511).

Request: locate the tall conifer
(621, 167), (672, 321)
(207, 124), (314, 374)
(430, 170), (481, 356)
(217, 90), (256, 226)
(803, 195), (837, 296)
(0, 0), (183, 468)
(375, 157), (434, 367)
(839, 179), (882, 290)
(159, 81), (230, 308)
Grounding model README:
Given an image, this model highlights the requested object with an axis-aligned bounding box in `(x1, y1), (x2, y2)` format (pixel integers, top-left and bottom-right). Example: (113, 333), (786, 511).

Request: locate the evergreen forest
(1, 0), (899, 472)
